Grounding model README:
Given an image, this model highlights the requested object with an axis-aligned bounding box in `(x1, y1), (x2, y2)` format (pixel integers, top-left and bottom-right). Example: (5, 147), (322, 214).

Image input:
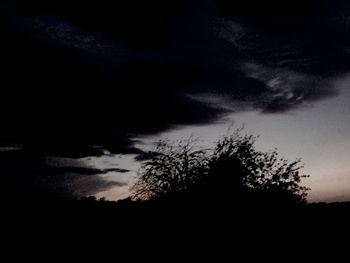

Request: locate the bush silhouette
(132, 129), (309, 207)
(131, 138), (210, 200)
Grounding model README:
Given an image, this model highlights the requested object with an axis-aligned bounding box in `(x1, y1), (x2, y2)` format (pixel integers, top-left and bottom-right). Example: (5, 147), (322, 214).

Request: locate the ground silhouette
(2, 131), (349, 256)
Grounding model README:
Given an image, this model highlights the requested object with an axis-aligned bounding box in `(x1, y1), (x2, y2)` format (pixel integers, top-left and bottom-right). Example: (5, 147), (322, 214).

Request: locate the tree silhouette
(208, 130), (309, 205)
(131, 138), (209, 200)
(131, 130), (309, 206)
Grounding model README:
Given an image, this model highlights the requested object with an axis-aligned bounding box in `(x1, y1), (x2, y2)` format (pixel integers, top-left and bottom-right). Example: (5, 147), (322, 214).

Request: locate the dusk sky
(1, 1), (349, 202)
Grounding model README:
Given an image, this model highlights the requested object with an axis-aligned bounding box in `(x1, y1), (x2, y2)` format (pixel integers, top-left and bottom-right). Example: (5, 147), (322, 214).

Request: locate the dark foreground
(2, 197), (349, 252)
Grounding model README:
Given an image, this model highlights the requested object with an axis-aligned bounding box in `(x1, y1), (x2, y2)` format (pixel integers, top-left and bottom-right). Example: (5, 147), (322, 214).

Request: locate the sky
(96, 73), (350, 202)
(0, 1), (349, 202)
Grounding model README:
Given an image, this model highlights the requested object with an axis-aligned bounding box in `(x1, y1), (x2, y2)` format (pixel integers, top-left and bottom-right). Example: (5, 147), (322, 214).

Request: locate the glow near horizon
(95, 73), (350, 203)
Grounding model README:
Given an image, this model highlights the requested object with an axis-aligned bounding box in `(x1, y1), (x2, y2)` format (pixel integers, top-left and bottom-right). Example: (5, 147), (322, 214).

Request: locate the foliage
(131, 139), (209, 200)
(210, 130), (309, 202)
(131, 130), (310, 204)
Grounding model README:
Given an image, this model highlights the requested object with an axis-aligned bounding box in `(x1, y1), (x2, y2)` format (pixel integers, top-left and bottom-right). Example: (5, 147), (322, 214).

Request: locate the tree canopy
(131, 130), (309, 206)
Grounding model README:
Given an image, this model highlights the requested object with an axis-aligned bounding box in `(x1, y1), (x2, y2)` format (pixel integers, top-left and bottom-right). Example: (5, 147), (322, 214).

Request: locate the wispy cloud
(0, 1), (348, 198)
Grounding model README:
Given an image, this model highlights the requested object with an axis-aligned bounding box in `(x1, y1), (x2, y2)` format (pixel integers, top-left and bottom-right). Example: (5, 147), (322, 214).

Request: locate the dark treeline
(3, 192), (349, 255)
(3, 131), (349, 237)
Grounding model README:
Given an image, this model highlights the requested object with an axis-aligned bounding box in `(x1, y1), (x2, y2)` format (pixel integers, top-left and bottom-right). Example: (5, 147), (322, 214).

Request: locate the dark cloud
(51, 167), (130, 176)
(0, 151), (126, 199)
(238, 63), (338, 113)
(216, 0), (350, 75)
(0, 1), (348, 197)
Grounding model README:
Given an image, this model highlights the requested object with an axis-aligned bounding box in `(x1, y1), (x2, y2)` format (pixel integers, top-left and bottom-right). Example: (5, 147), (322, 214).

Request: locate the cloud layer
(0, 1), (349, 197)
